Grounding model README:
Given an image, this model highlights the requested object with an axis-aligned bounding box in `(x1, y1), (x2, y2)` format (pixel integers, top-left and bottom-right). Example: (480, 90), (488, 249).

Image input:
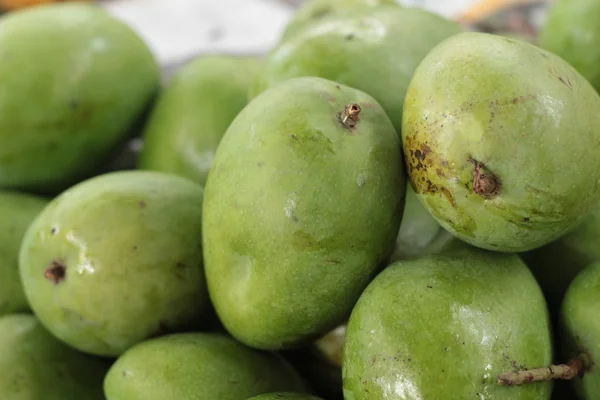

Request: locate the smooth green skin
(402, 32), (600, 253)
(389, 183), (453, 262)
(0, 313), (111, 400)
(343, 246), (553, 400)
(248, 393), (324, 400)
(538, 0), (600, 93)
(104, 332), (308, 400)
(281, 0), (399, 40)
(521, 203), (600, 322)
(138, 55), (261, 187)
(560, 261), (600, 400)
(203, 76), (405, 350)
(0, 191), (48, 315)
(19, 171), (208, 357)
(252, 5), (463, 134)
(0, 3), (160, 194)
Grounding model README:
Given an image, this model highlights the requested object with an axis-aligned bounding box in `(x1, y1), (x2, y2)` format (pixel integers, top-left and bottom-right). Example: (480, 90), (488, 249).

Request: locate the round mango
(402, 31), (600, 252)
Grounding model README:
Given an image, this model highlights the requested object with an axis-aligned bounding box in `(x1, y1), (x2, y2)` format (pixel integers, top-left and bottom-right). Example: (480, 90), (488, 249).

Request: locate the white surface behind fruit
(100, 0), (480, 70)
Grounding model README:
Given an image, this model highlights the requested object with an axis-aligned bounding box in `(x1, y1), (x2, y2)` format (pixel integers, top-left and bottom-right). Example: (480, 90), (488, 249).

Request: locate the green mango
(538, 0), (600, 93)
(521, 203), (600, 322)
(281, 0), (399, 40)
(19, 170), (209, 357)
(0, 313), (110, 400)
(0, 3), (160, 194)
(248, 393), (324, 400)
(0, 191), (48, 315)
(203, 76), (405, 350)
(389, 183), (454, 262)
(560, 261), (600, 399)
(252, 5), (463, 133)
(103, 332), (308, 400)
(342, 246), (553, 399)
(138, 55), (261, 187)
(402, 31), (600, 253)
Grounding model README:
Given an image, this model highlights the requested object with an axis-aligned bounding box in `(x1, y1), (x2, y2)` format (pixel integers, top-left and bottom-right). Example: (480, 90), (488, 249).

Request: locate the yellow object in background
(0, 0), (91, 12)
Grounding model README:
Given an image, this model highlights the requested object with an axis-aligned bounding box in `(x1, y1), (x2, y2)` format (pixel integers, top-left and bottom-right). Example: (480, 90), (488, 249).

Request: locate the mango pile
(1, 0), (600, 399)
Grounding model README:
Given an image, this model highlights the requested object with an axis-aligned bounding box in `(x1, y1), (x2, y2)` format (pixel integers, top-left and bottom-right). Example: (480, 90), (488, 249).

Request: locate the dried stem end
(497, 354), (591, 386)
(341, 103), (361, 129)
(45, 260), (66, 285)
(467, 157), (502, 199)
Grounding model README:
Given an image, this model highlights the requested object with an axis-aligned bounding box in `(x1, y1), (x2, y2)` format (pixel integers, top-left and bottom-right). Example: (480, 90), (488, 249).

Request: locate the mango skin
(560, 261), (600, 400)
(252, 5), (463, 133)
(19, 171), (208, 357)
(104, 332), (308, 400)
(0, 3), (160, 194)
(538, 0), (600, 93)
(138, 55), (260, 187)
(248, 393), (324, 400)
(203, 76), (405, 350)
(402, 31), (600, 253)
(0, 313), (111, 400)
(0, 191), (48, 315)
(281, 0), (399, 40)
(342, 246), (553, 400)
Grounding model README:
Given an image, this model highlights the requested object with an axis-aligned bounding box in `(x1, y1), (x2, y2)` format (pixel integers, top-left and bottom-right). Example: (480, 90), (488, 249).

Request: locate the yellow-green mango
(402, 32), (600, 253)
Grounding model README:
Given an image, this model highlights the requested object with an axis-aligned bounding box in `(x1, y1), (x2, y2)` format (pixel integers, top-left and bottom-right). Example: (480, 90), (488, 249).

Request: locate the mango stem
(497, 354), (591, 386)
(340, 103), (361, 129)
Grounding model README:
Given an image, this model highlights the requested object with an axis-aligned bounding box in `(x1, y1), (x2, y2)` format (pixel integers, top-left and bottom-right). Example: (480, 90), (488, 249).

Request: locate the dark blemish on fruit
(292, 216), (299, 222)
(345, 33), (355, 40)
(138, 200), (146, 208)
(335, 85), (341, 90)
(558, 76), (573, 89)
(467, 157), (502, 199)
(414, 149), (424, 160)
(436, 168), (446, 178)
(326, 259), (342, 265)
(442, 187), (455, 207)
(540, 52), (549, 58)
(69, 99), (79, 110)
(257, 162), (264, 167)
(523, 217), (530, 222)
(122, 371), (127, 377)
(340, 103), (361, 130)
(132, 245), (138, 251)
(372, 356), (377, 364)
(426, 285), (433, 289)
(50, 227), (57, 235)
(45, 260), (66, 285)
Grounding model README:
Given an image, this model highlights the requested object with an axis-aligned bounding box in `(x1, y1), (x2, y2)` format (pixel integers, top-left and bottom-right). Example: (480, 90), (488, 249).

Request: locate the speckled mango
(560, 261), (600, 400)
(402, 31), (600, 253)
(0, 3), (160, 194)
(103, 332), (308, 400)
(0, 191), (48, 315)
(18, 171), (209, 357)
(138, 55), (261, 187)
(0, 313), (111, 400)
(202, 76), (405, 350)
(252, 5), (463, 133)
(538, 0), (600, 93)
(342, 245), (553, 400)
(281, 0), (399, 40)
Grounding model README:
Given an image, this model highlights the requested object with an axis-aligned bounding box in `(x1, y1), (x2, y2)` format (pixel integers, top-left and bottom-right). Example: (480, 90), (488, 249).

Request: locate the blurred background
(0, 0), (553, 76)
